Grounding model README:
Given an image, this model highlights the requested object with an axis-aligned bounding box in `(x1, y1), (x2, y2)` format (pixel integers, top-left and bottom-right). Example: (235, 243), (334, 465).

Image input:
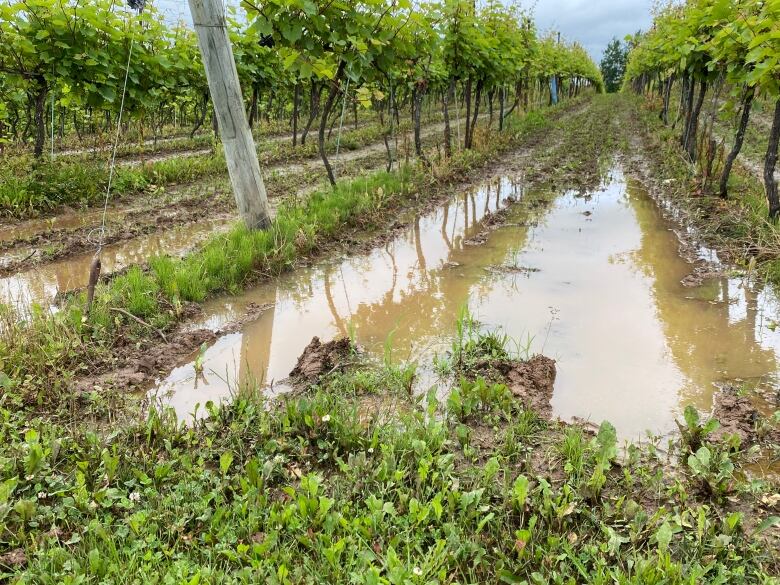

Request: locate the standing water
(0, 218), (233, 309)
(153, 166), (780, 439)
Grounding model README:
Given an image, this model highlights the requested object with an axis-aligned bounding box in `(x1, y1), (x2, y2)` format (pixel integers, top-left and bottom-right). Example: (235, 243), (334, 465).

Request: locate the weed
(0, 318), (778, 582)
(676, 405), (720, 454)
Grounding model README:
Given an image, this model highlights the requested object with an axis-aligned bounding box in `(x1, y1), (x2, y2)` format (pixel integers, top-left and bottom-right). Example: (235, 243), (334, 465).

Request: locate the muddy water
(0, 218), (232, 309)
(153, 167), (780, 439)
(0, 209), (126, 243)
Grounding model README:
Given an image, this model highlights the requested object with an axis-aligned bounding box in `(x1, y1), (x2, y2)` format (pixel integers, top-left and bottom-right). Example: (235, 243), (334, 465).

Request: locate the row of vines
(623, 0), (780, 217)
(0, 0), (603, 185)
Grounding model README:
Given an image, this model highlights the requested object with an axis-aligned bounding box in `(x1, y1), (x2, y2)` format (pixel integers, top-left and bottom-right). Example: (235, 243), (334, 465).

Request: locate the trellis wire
(334, 76), (350, 173)
(94, 20), (136, 252)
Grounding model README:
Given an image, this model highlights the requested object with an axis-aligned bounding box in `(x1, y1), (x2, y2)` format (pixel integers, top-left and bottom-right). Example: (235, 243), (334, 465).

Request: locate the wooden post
(188, 0), (272, 230)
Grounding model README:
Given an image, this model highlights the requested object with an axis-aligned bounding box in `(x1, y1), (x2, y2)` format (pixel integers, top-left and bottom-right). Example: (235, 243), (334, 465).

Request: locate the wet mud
(290, 337), (355, 385)
(479, 355), (558, 417)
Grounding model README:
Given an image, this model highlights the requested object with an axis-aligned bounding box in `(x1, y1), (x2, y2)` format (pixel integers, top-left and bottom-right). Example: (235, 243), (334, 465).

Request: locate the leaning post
(188, 0), (272, 229)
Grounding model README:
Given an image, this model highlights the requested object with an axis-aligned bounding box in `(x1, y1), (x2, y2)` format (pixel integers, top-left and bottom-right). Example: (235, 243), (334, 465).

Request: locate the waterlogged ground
(0, 218), (232, 308)
(0, 118), (463, 302)
(151, 165), (780, 438)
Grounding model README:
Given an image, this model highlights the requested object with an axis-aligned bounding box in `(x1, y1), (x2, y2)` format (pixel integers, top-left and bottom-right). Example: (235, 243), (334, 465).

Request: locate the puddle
(0, 209), (127, 243)
(153, 166), (780, 441)
(0, 218), (233, 309)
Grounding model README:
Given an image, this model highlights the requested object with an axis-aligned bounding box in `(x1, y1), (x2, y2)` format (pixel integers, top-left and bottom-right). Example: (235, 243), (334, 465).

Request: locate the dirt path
(49, 121), (326, 158)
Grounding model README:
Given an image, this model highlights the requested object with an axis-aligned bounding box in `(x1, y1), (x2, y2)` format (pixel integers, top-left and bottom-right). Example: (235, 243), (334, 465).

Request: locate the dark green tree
(600, 38), (627, 93)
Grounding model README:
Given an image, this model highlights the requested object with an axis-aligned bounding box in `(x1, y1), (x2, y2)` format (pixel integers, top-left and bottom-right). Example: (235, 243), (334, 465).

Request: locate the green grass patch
(0, 334), (777, 582)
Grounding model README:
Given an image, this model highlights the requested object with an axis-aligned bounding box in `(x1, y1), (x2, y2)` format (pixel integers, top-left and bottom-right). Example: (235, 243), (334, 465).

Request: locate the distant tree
(600, 38), (628, 93)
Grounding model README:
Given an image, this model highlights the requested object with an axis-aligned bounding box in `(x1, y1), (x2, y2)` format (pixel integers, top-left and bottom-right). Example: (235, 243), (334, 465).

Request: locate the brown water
(151, 166), (780, 438)
(0, 209), (124, 243)
(0, 218), (232, 309)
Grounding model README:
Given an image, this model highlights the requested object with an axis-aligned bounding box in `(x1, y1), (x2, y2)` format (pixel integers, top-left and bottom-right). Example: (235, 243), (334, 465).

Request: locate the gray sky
(531, 0), (654, 61)
(156, 0), (653, 64)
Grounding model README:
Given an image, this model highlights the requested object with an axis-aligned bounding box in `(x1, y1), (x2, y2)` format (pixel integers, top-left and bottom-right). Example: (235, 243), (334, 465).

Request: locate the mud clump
(711, 387), (773, 446)
(484, 264), (540, 276)
(218, 302), (274, 335)
(76, 328), (217, 394)
(478, 355), (557, 417)
(463, 207), (513, 246)
(290, 336), (354, 385)
(0, 548), (26, 569)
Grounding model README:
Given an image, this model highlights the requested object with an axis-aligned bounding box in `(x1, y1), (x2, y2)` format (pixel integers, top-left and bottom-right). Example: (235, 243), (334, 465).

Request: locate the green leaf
(655, 521), (674, 551)
(97, 85), (116, 103)
(280, 22), (302, 44)
(219, 451), (234, 475)
(249, 15), (273, 36)
(683, 405), (700, 429)
(753, 516), (780, 535)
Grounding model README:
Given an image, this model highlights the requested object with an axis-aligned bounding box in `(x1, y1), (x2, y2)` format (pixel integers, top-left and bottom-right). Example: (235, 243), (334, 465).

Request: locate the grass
(0, 322), (777, 583)
(1, 93), (778, 582)
(0, 112), (443, 219)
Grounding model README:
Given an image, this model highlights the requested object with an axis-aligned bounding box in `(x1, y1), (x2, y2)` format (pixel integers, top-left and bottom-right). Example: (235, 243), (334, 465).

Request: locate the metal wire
(334, 77), (350, 171)
(96, 21), (136, 253)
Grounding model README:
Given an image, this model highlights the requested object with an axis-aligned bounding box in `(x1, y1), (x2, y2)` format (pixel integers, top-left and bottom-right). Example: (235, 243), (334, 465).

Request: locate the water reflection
(154, 167), (780, 439)
(0, 218), (232, 309)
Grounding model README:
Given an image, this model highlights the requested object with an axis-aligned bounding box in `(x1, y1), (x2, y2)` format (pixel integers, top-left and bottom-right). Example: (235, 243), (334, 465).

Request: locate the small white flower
(412, 567), (423, 577)
(129, 491), (141, 503)
(37, 491), (47, 499)
(368, 448), (374, 454)
(321, 414), (331, 423)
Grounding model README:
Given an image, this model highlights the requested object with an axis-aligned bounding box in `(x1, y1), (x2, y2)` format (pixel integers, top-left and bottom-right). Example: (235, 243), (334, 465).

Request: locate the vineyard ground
(0, 115), (468, 280)
(627, 94), (780, 285)
(75, 101), (588, 402)
(2, 95), (779, 582)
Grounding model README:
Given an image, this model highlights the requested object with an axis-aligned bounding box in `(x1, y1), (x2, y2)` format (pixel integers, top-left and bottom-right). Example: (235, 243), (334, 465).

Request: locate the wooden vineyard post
(188, 0), (272, 230)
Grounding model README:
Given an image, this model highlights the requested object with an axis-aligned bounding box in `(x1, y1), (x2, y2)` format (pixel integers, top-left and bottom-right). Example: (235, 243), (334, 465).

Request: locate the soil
(484, 264), (540, 275)
(74, 302), (276, 396)
(289, 336), (355, 384)
(482, 355), (558, 417)
(0, 200), (235, 278)
(0, 131), (433, 278)
(0, 548), (26, 570)
(711, 386), (780, 446)
(621, 107), (730, 286)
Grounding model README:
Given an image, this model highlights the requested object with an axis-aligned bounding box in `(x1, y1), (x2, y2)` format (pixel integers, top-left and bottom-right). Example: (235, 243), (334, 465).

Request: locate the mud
(711, 386), (780, 447)
(480, 355), (558, 417)
(76, 328), (218, 395)
(0, 201), (235, 278)
(46, 100), (597, 422)
(151, 156), (780, 440)
(289, 337), (355, 385)
(75, 304), (280, 399)
(0, 218), (235, 309)
(0, 548), (26, 569)
(0, 124), (442, 280)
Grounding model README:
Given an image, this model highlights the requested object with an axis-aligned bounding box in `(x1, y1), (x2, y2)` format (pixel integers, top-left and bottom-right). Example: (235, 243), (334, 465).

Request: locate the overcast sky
(157, 0), (654, 64)
(531, 0), (654, 61)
